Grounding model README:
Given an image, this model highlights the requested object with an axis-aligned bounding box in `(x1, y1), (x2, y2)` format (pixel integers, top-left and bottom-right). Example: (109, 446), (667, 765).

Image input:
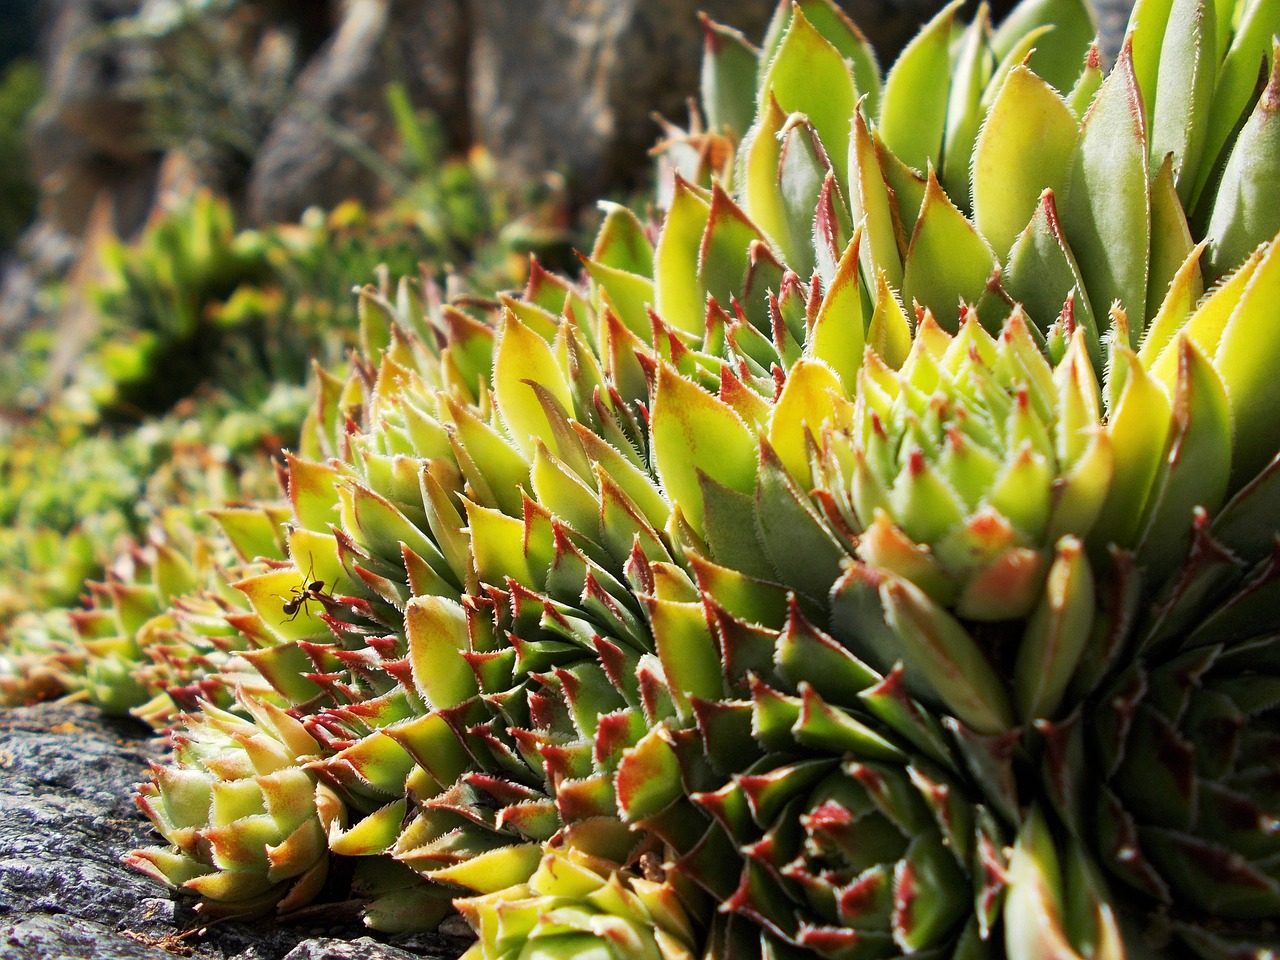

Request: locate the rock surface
(279, 938), (438, 960)
(466, 0), (767, 203)
(0, 699), (163, 924)
(5, 914), (179, 960)
(26, 0), (161, 240)
(0, 700), (464, 960)
(245, 0), (470, 224)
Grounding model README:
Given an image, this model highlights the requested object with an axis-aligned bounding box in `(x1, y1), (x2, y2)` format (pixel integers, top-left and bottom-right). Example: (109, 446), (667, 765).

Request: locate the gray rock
(3, 913), (182, 960)
(282, 936), (441, 960)
(464, 0), (769, 203)
(1093, 0), (1133, 65)
(26, 0), (161, 239)
(0, 700), (163, 924)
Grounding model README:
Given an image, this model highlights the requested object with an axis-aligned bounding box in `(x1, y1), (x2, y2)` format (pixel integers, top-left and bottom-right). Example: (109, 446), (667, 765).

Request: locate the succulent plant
(128, 691), (332, 920)
(620, 0), (1279, 952)
(25, 505), (291, 726)
(70, 515), (231, 714)
(0, 394), (288, 627)
(618, 599), (1019, 958)
(179, 278), (670, 922)
(0, 610), (83, 708)
(1044, 483), (1280, 957)
(455, 845), (701, 960)
(0, 76), (571, 625)
(122, 0), (1280, 954)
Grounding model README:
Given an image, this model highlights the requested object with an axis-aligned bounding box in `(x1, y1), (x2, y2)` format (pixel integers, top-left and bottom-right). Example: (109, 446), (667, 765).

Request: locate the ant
(279, 556), (333, 622)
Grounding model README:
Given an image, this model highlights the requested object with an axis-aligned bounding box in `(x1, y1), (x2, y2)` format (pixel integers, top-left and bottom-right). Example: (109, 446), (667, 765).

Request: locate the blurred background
(0, 0), (1138, 341)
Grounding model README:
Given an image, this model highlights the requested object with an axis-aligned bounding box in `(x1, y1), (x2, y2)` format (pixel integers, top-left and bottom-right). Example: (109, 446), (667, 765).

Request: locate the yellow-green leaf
(902, 171), (998, 332)
(583, 255), (655, 344)
(1191, 0), (1280, 210)
(1090, 345), (1172, 545)
(590, 201), (654, 276)
(1148, 0), (1217, 204)
(771, 117), (828, 279)
(1145, 244), (1262, 384)
(809, 229), (868, 389)
(849, 109), (904, 289)
(646, 595), (724, 718)
(759, 3), (855, 191)
(991, 0), (1097, 94)
(880, 573), (1015, 734)
(1136, 338), (1232, 579)
(651, 363), (758, 539)
(493, 312), (576, 459)
(1213, 232), (1280, 486)
(1001, 191), (1099, 366)
(1014, 537), (1095, 721)
(761, 0), (881, 114)
(868, 270), (913, 369)
(1063, 41), (1151, 337)
(1126, 0), (1178, 121)
(654, 178), (712, 336)
(406, 596), (477, 710)
(286, 454), (343, 533)
(768, 359), (847, 487)
(1203, 47), (1280, 281)
(699, 183), (770, 312)
(464, 499), (537, 591)
(940, 10), (991, 211)
(740, 94), (788, 260)
(700, 16), (760, 139)
(879, 0), (962, 172)
(1146, 155), (1199, 326)
(973, 66), (1079, 262)
(425, 844), (542, 894)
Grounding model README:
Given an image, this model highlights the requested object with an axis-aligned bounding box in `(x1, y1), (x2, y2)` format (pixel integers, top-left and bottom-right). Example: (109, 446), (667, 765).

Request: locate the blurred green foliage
(0, 58), (40, 253)
(0, 86), (572, 628)
(0, 373), (303, 616)
(66, 130), (565, 421)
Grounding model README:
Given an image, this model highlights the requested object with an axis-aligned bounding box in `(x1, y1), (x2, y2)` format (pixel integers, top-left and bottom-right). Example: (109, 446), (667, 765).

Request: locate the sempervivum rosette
(278, 284), (690, 919)
(609, 265), (1280, 954)
(59, 508), (287, 725)
(1035, 466), (1280, 960)
(613, 565), (1123, 959)
(128, 691), (330, 919)
(0, 609), (83, 707)
(635, 624), (1008, 956)
(132, 274), (682, 928)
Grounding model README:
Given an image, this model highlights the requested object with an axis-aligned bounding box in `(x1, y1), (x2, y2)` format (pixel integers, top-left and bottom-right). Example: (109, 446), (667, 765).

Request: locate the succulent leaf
(973, 66), (1079, 262)
(1202, 48), (1280, 280)
(1063, 40), (1152, 335)
(879, 0), (963, 174)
